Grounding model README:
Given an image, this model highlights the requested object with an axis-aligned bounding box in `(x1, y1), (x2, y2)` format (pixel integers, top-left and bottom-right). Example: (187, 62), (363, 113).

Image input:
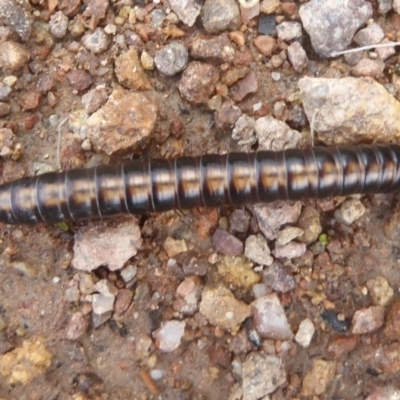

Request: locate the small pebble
(244, 234), (273, 266)
(262, 262), (296, 293)
(335, 199), (366, 225)
(153, 320), (185, 352)
(254, 35), (277, 56)
(201, 0), (241, 34)
(121, 265), (137, 282)
(163, 237), (187, 257)
(287, 41), (308, 73)
(169, 0), (202, 26)
(0, 41), (30, 70)
(366, 276), (394, 306)
(66, 312), (89, 340)
(351, 305), (385, 334)
(82, 28), (109, 54)
(92, 294), (115, 315)
(242, 353), (287, 400)
(251, 293), (293, 339)
(276, 21), (302, 41)
(295, 318), (315, 348)
(212, 228), (243, 256)
(302, 359), (337, 396)
(154, 42), (188, 76)
(49, 11), (69, 38)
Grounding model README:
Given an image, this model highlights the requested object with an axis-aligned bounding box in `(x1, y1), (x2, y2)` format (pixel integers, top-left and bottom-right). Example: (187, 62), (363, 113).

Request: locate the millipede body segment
(1, 144), (400, 224)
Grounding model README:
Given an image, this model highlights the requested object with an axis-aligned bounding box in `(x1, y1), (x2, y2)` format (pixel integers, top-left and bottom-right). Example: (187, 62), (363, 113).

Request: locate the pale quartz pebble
(295, 318), (315, 348)
(276, 227), (304, 246)
(153, 320), (185, 352)
(95, 279), (118, 297)
(92, 294), (115, 315)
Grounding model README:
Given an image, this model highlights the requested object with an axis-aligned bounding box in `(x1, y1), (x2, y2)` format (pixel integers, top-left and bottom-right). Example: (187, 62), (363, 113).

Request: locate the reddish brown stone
(169, 120), (185, 138)
(66, 70), (95, 92)
(384, 299), (400, 340)
(233, 49), (254, 66)
(24, 114), (40, 130)
(327, 335), (359, 359)
(19, 91), (41, 110)
(230, 70), (258, 102)
(114, 289), (133, 314)
(221, 66), (250, 87)
(282, 2), (297, 16)
(208, 342), (232, 368)
(178, 61), (220, 104)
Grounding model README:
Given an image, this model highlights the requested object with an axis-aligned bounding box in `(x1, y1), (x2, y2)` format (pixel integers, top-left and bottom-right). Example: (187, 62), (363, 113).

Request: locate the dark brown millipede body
(1, 144), (400, 224)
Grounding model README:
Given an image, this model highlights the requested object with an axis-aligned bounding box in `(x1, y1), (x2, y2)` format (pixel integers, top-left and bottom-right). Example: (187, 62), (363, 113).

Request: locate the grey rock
(242, 353), (286, 400)
(354, 23), (385, 46)
(82, 28), (109, 54)
(92, 294), (115, 315)
(351, 58), (385, 78)
(299, 0), (372, 57)
(252, 202), (302, 240)
(273, 242), (307, 259)
(154, 42), (189, 76)
(255, 115), (304, 150)
(232, 114), (256, 146)
(49, 11), (69, 38)
(287, 41), (308, 73)
(263, 262), (297, 293)
(0, 0), (32, 41)
(276, 21), (302, 41)
(229, 209), (250, 234)
(378, 0), (393, 14)
(245, 234), (273, 266)
(212, 228), (243, 256)
(169, 0), (202, 27)
(376, 39), (397, 60)
(299, 77), (400, 144)
(201, 0), (241, 34)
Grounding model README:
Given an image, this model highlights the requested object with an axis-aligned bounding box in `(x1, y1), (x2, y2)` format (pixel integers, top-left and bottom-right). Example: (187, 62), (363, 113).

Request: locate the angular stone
(251, 293), (293, 340)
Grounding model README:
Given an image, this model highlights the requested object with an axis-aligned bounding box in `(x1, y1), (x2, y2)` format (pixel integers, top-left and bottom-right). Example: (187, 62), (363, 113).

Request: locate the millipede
(0, 143), (399, 224)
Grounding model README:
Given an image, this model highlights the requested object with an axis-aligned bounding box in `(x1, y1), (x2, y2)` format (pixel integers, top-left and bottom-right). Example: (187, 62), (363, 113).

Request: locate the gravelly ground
(2, 0), (400, 399)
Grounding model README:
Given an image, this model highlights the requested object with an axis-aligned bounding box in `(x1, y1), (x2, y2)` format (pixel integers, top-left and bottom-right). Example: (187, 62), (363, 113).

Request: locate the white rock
(295, 318), (315, 348)
(92, 294), (115, 315)
(95, 279), (118, 297)
(153, 320), (185, 352)
(334, 199), (366, 225)
(245, 234), (273, 266)
(121, 265), (137, 282)
(72, 220), (142, 271)
(242, 352), (286, 400)
(251, 293), (293, 339)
